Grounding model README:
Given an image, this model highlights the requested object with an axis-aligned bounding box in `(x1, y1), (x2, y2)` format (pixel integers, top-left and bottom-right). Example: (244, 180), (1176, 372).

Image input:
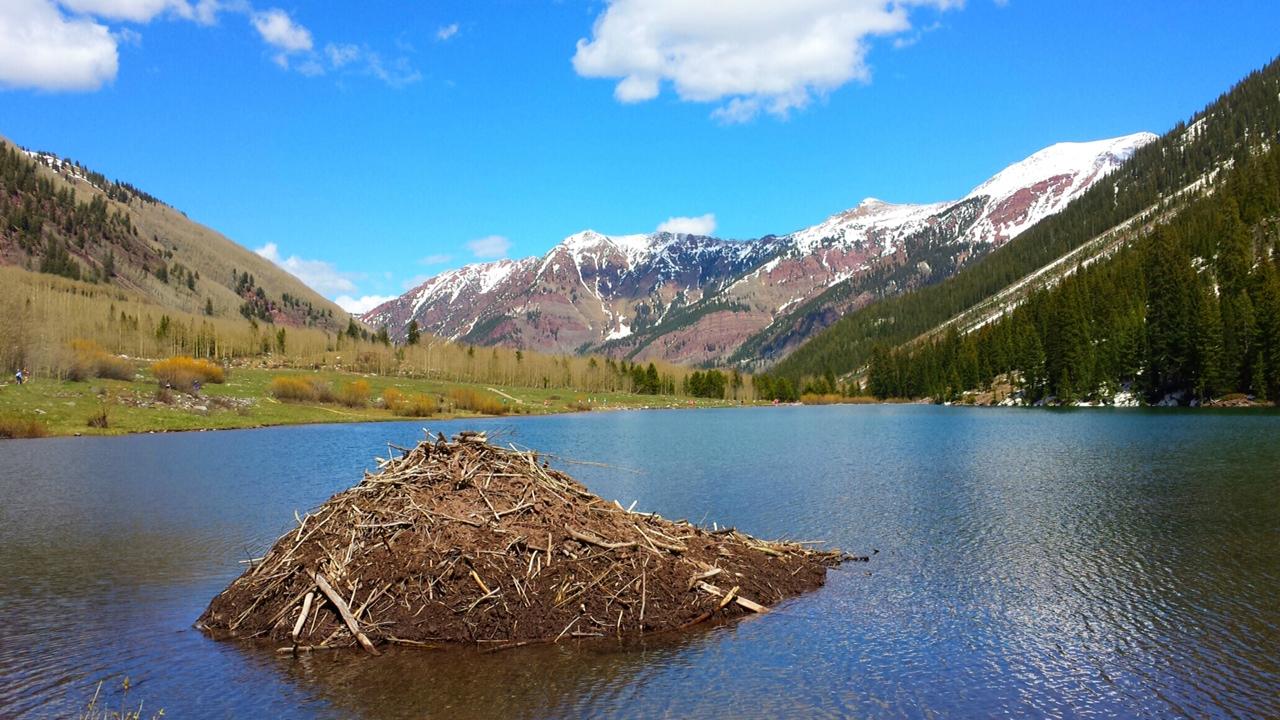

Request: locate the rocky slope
(366, 133), (1155, 365)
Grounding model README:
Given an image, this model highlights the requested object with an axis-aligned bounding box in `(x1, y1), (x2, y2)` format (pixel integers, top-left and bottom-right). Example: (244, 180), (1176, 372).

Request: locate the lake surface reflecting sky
(1, 405), (1278, 718)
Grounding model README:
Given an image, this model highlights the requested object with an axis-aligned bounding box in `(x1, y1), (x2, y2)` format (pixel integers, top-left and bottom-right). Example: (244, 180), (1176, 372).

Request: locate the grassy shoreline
(0, 367), (741, 439)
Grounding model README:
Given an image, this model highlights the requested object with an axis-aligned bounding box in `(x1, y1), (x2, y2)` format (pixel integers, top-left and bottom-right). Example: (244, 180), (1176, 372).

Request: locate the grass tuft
(78, 677), (163, 720)
(0, 415), (49, 438)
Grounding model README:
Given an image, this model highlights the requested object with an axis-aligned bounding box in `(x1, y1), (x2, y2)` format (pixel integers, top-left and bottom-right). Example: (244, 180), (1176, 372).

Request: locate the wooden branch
(291, 592), (314, 642)
(686, 567), (722, 590)
(470, 569), (492, 595)
(696, 581), (769, 613)
(568, 527), (636, 550)
(635, 524), (686, 553)
(308, 570), (381, 655)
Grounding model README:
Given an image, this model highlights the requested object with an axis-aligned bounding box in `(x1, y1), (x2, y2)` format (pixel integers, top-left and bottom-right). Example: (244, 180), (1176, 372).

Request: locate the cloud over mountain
(657, 213), (716, 236)
(572, 0), (960, 122)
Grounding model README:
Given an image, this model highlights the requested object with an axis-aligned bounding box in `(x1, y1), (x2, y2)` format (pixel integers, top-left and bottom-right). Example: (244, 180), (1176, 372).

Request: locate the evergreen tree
(1015, 316), (1046, 399)
(1255, 265), (1280, 399)
(1192, 283), (1226, 400)
(645, 363), (660, 394)
(1142, 229), (1197, 399)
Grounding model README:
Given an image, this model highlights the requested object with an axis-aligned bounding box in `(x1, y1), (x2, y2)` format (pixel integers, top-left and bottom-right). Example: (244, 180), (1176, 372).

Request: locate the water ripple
(1, 407), (1278, 717)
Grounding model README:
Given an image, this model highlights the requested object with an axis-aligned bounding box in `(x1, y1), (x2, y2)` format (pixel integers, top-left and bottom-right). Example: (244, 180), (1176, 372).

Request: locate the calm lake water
(1, 406), (1278, 718)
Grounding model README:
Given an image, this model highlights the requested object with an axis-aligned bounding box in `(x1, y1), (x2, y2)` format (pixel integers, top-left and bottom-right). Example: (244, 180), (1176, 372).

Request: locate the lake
(1, 405), (1278, 718)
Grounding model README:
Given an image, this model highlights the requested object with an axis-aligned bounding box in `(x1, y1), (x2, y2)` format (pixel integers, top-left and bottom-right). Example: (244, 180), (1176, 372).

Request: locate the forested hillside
(868, 144), (1280, 404)
(765, 56), (1280, 397)
(0, 137), (348, 331)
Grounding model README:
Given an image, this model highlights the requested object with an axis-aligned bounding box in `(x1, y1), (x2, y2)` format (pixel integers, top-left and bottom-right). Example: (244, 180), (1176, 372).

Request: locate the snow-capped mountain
(364, 132), (1155, 365)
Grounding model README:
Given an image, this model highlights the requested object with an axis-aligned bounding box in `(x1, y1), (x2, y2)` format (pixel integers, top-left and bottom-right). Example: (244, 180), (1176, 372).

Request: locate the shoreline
(0, 368), (749, 441)
(9, 378), (1275, 442)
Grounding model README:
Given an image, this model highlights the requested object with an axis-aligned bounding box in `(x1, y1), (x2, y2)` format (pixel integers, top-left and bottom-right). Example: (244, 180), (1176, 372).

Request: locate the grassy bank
(0, 367), (737, 438)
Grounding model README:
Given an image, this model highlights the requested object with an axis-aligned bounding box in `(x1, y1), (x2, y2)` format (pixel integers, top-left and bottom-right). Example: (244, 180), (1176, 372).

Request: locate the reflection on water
(1, 407), (1279, 718)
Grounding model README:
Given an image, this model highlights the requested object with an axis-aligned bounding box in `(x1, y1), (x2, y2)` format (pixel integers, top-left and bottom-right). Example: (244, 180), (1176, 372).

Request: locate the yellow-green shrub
(66, 339), (135, 382)
(336, 380), (371, 408)
(151, 356), (225, 388)
(398, 393), (439, 417)
(269, 375), (331, 402)
(799, 393), (844, 405)
(447, 387), (508, 415)
(382, 387), (405, 410)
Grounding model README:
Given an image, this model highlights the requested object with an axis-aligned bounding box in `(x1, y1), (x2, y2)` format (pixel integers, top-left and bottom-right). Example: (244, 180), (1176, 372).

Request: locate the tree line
(769, 55), (1280, 387)
(867, 140), (1280, 404)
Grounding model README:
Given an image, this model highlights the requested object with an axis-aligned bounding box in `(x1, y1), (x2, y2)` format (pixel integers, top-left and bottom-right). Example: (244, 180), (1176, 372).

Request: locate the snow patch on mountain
(364, 132), (1155, 363)
(787, 198), (950, 256)
(964, 132), (1154, 203)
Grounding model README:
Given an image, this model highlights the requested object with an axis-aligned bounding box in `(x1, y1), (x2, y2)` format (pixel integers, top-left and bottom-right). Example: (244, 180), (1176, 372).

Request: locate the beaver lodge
(199, 432), (845, 653)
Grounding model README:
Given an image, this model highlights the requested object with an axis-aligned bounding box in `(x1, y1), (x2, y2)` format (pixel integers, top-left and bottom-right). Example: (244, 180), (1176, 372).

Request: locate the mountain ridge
(365, 132), (1155, 366)
(767, 54), (1280, 390)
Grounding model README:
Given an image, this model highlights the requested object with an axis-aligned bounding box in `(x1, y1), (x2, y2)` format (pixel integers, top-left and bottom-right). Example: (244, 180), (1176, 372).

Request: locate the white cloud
(251, 7), (311, 53)
(573, 0), (961, 122)
(892, 19), (941, 49)
(59, 0), (220, 24)
(436, 23), (458, 41)
(113, 26), (142, 45)
(324, 42), (359, 68)
(186, 0), (222, 24)
(466, 235), (511, 259)
(419, 253), (453, 265)
(255, 242), (358, 295)
(657, 213), (716, 236)
(0, 0), (118, 91)
(318, 41), (420, 87)
(334, 294), (396, 315)
(1, 1), (414, 92)
(364, 51), (421, 87)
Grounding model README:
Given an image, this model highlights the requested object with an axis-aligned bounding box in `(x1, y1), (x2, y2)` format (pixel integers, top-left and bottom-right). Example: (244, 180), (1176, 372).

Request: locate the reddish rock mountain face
(365, 133), (1155, 366)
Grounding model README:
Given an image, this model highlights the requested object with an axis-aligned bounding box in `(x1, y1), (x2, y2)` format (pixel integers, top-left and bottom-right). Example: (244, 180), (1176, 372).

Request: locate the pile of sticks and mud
(198, 431), (845, 654)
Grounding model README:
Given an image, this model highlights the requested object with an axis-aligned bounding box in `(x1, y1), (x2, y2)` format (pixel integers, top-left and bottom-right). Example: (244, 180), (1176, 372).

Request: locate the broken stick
(696, 581), (769, 613)
(291, 591), (314, 643)
(308, 570), (381, 655)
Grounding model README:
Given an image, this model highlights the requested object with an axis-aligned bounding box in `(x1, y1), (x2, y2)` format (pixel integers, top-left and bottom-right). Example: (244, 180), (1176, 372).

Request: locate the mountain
(768, 55), (1280, 403)
(365, 133), (1154, 366)
(0, 136), (349, 331)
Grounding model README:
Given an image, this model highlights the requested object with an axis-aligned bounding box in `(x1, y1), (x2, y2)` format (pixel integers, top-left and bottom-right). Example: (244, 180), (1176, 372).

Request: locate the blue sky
(1, 0), (1277, 311)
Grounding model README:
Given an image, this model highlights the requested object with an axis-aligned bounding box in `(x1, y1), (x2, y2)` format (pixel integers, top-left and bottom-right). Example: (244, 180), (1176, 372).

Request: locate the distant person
(14, 368), (24, 385)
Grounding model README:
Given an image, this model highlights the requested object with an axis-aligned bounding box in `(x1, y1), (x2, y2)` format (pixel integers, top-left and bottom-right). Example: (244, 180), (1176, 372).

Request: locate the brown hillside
(0, 134), (348, 331)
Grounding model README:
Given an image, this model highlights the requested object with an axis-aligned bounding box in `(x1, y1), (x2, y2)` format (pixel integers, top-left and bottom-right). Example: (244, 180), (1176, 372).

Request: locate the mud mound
(199, 432), (844, 653)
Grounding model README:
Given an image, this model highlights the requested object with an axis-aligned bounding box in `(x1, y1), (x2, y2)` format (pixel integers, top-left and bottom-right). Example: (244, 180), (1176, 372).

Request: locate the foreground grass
(0, 367), (738, 438)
